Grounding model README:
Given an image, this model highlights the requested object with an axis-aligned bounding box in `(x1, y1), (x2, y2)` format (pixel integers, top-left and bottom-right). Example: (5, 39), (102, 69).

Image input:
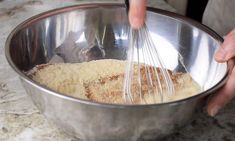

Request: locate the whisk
(124, 0), (175, 104)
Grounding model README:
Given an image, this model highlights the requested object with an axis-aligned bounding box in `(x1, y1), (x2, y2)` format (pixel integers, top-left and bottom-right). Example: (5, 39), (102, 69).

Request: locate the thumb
(215, 29), (235, 62)
(129, 0), (146, 29)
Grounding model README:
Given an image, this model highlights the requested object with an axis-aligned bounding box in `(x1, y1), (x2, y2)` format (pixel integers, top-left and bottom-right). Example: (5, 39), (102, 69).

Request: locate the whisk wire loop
(124, 24), (175, 104)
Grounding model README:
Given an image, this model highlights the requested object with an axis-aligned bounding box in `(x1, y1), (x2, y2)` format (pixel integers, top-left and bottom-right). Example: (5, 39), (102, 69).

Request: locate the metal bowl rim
(5, 3), (229, 108)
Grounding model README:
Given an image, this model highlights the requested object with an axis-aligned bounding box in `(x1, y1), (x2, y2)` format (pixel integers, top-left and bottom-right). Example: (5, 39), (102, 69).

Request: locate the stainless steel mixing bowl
(5, 3), (228, 141)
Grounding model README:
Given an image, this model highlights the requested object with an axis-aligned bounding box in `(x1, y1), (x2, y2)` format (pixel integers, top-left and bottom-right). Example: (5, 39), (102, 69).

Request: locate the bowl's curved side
(21, 78), (205, 141)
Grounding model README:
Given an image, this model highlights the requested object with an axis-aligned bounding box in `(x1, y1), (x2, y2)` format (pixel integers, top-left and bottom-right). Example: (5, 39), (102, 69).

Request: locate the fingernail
(130, 18), (142, 29)
(215, 48), (227, 61)
(210, 105), (221, 117)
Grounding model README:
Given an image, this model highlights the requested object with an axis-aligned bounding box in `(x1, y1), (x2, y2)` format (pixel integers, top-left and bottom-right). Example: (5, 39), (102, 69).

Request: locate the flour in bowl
(31, 59), (201, 104)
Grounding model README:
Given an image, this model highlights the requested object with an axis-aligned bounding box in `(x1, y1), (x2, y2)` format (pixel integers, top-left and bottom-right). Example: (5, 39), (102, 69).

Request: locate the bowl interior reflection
(9, 6), (227, 96)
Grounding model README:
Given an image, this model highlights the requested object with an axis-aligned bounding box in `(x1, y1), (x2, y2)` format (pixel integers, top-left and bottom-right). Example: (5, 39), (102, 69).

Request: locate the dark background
(186, 0), (209, 22)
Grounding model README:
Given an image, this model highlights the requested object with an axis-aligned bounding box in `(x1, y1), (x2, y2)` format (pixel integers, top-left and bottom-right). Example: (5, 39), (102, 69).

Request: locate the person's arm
(128, 0), (147, 29)
(207, 29), (235, 116)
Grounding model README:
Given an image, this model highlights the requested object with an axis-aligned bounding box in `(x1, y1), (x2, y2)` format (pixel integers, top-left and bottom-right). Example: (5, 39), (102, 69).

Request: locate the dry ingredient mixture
(30, 59), (201, 104)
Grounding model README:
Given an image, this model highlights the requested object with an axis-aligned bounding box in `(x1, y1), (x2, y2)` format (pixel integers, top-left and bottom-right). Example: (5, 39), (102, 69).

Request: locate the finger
(129, 0), (146, 29)
(207, 58), (235, 116)
(224, 28), (235, 39)
(215, 30), (235, 62)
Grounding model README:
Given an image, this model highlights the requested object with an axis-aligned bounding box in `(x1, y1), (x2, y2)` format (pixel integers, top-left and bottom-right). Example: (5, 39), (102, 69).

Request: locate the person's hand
(207, 29), (235, 116)
(128, 0), (147, 29)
